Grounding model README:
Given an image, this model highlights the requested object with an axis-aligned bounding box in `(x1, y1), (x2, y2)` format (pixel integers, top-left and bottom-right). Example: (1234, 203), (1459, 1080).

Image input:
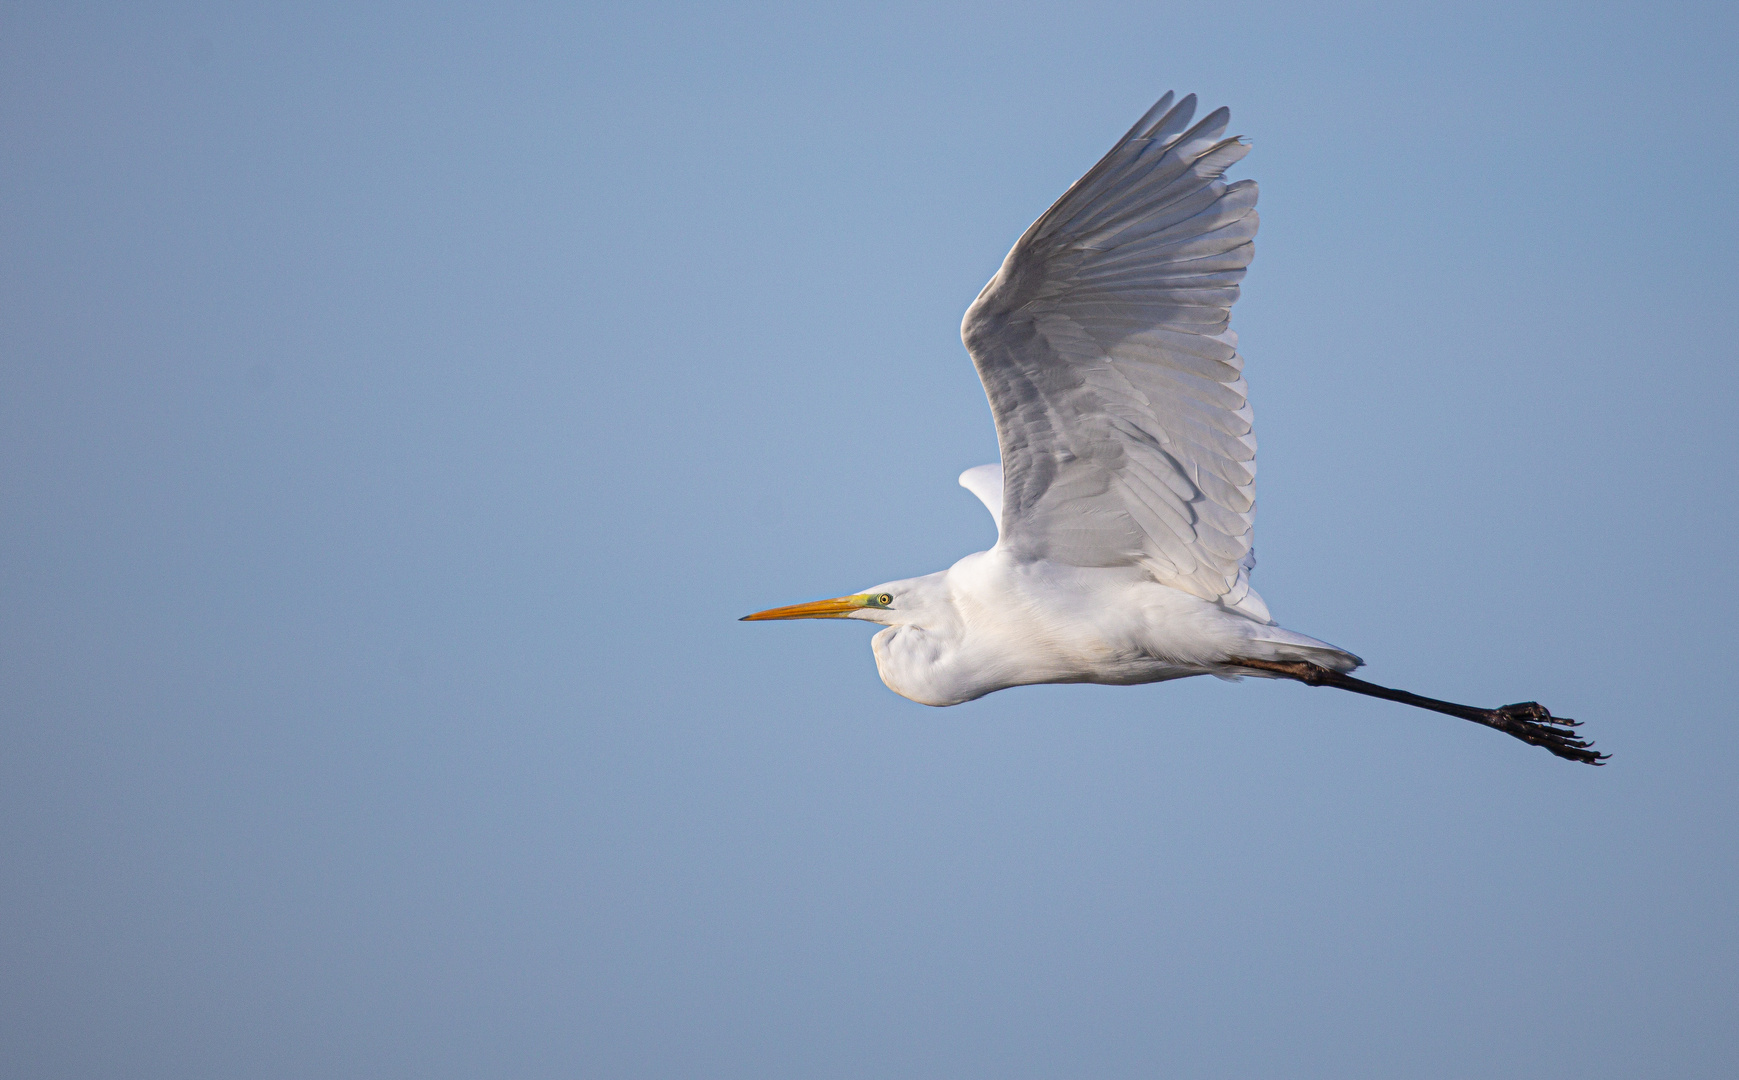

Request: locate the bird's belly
(871, 621), (1197, 706)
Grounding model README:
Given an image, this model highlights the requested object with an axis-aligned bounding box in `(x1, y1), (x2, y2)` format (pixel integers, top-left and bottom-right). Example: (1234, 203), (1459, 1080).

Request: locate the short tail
(1234, 625), (1363, 675)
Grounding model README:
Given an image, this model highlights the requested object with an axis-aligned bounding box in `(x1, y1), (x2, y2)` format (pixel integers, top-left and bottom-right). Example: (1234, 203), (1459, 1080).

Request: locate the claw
(1487, 707), (1607, 764)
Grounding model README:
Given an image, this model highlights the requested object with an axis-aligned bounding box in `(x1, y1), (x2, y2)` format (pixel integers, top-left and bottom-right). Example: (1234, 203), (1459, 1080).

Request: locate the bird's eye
(876, 593), (893, 607)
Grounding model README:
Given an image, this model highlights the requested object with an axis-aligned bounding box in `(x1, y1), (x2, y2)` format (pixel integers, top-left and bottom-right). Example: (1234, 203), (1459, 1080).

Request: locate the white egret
(744, 93), (1604, 764)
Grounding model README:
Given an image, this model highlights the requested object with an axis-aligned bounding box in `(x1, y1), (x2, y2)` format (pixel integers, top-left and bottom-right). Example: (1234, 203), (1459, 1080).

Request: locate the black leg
(1227, 657), (1608, 766)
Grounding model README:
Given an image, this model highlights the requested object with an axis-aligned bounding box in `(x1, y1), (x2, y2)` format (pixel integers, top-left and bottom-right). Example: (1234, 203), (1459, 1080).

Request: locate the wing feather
(961, 94), (1269, 617)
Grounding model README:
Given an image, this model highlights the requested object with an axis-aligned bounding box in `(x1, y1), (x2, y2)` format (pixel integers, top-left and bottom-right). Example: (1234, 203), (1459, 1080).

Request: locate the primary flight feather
(744, 93), (1605, 765)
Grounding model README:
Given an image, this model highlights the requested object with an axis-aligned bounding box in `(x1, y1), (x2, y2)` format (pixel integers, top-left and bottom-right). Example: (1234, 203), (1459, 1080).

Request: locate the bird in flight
(743, 92), (1605, 765)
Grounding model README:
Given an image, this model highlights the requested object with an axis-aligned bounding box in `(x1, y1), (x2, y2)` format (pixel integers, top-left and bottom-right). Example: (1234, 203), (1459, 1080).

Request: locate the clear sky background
(4, 2), (1737, 1077)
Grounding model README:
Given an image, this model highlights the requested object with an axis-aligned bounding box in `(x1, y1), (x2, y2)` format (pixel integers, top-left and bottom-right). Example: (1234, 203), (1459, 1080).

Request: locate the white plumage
(964, 93), (1264, 616)
(745, 93), (1605, 764)
(754, 91), (1352, 694)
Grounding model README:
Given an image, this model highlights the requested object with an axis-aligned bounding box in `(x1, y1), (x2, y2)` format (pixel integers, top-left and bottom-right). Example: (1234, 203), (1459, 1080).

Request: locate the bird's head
(739, 574), (942, 628)
(741, 570), (972, 706)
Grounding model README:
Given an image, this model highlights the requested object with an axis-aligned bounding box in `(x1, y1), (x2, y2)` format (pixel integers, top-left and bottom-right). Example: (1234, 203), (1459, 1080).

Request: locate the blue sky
(3, 2), (1737, 1077)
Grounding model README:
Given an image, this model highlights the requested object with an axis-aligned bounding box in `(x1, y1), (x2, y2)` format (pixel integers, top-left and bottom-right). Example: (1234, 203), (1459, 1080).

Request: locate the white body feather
(864, 550), (1358, 707)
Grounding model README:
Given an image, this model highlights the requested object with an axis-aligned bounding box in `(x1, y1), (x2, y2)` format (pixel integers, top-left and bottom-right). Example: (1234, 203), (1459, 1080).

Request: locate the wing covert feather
(961, 94), (1269, 619)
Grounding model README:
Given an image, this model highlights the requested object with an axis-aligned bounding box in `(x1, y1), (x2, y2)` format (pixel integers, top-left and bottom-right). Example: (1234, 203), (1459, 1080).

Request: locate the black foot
(1484, 702), (1608, 765)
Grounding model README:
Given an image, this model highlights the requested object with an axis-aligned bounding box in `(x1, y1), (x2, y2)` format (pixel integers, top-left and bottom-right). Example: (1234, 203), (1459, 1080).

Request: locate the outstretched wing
(961, 93), (1267, 618)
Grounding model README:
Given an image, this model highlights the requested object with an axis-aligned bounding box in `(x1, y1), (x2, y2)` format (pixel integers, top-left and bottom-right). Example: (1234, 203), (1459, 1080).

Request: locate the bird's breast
(870, 625), (971, 706)
(869, 608), (1159, 706)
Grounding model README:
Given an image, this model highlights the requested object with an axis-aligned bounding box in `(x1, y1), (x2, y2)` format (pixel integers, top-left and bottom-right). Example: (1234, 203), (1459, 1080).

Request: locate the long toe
(1491, 703), (1607, 765)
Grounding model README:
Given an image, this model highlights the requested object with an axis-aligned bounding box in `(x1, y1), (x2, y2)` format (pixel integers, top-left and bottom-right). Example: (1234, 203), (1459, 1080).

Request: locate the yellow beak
(740, 595), (871, 621)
